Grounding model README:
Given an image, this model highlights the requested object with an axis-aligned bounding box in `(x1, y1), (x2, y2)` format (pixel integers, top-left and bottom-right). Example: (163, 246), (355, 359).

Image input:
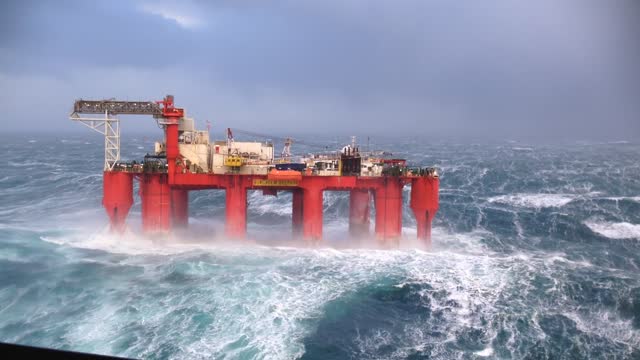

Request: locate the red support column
(302, 185), (323, 244)
(159, 95), (184, 185)
(140, 173), (171, 233)
(374, 186), (386, 241)
(102, 171), (134, 233)
(349, 189), (370, 237)
(171, 189), (189, 228)
(413, 210), (434, 243)
(292, 189), (303, 237)
(225, 176), (247, 239)
(410, 177), (439, 246)
(165, 120), (179, 184)
(374, 178), (403, 245)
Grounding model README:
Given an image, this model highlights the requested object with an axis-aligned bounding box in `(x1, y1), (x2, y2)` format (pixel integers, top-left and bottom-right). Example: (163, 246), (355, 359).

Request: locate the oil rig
(70, 95), (439, 245)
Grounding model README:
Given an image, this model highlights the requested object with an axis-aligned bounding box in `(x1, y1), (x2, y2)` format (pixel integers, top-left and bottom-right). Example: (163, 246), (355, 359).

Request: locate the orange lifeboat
(267, 169), (303, 181)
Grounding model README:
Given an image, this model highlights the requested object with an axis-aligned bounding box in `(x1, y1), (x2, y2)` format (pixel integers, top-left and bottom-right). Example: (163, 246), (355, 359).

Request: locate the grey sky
(1, 0), (638, 139)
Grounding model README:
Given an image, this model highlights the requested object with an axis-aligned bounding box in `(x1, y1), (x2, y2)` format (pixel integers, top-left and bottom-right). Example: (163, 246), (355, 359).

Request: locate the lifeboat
(267, 169), (303, 181)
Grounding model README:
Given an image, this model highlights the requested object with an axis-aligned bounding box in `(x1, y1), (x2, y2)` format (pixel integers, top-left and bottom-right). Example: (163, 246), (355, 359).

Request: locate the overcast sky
(1, 0), (638, 139)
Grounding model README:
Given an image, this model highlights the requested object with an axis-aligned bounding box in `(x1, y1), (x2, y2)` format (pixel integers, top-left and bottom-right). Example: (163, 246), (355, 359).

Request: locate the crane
(70, 95), (183, 170)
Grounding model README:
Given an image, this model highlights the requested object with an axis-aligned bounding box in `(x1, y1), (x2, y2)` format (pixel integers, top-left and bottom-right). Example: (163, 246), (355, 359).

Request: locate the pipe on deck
(103, 171), (134, 233)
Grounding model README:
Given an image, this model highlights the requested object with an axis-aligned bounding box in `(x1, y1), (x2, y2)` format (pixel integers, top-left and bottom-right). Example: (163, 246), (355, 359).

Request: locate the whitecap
(584, 221), (640, 239)
(487, 193), (575, 208)
(599, 196), (640, 203)
(475, 347), (494, 357)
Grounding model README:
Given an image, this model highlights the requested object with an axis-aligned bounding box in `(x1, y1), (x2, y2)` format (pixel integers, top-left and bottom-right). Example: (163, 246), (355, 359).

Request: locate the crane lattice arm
(72, 100), (162, 117)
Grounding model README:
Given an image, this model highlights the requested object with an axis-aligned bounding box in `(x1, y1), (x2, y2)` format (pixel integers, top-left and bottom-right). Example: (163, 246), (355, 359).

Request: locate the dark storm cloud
(1, 0), (638, 139)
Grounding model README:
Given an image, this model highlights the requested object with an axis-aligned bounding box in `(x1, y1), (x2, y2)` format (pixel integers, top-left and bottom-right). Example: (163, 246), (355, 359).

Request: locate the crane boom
(72, 99), (162, 116)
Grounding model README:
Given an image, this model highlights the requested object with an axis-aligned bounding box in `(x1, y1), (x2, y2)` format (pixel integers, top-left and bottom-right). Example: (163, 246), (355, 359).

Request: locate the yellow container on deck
(224, 156), (244, 167)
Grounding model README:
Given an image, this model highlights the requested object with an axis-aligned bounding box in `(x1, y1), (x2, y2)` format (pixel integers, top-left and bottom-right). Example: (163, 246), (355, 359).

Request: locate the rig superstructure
(70, 95), (439, 245)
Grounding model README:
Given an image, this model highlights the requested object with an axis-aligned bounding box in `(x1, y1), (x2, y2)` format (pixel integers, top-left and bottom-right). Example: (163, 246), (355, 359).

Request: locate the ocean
(1, 133), (639, 359)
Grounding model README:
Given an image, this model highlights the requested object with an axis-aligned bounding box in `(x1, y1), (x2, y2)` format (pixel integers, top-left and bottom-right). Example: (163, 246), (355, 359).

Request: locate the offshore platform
(70, 95), (439, 246)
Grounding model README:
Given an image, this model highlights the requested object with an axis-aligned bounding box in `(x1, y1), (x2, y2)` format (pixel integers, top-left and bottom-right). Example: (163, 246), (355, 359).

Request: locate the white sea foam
(487, 193), (575, 208)
(600, 196), (640, 203)
(30, 225), (640, 358)
(49, 232), (485, 359)
(41, 228), (236, 256)
(352, 241), (510, 358)
(475, 347), (494, 356)
(565, 310), (640, 348)
(584, 221), (640, 239)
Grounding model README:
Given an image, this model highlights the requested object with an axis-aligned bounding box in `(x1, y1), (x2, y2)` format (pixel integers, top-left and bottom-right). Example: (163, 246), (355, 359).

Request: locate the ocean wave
(44, 236), (500, 358)
(17, 226), (640, 359)
(487, 193), (575, 208)
(598, 196), (640, 203)
(247, 191), (292, 217)
(40, 225), (471, 256)
(565, 310), (640, 348)
(3, 136), (640, 358)
(475, 347), (494, 357)
(584, 221), (640, 239)
(7, 160), (57, 168)
(40, 230), (231, 256)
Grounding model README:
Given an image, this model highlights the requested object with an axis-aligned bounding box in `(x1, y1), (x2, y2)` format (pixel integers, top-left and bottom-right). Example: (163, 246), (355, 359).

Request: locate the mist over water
(1, 133), (640, 359)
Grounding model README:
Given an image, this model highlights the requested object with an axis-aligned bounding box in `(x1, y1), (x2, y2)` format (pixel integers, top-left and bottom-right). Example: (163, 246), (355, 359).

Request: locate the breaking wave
(584, 221), (640, 240)
(487, 193), (576, 208)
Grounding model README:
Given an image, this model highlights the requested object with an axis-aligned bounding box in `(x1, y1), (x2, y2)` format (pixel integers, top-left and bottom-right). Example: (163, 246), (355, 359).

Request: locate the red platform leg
(292, 189), (303, 237)
(102, 171), (134, 233)
(165, 121), (179, 184)
(140, 173), (171, 233)
(349, 189), (370, 237)
(225, 176), (247, 239)
(374, 179), (403, 245)
(302, 186), (323, 244)
(413, 210), (434, 244)
(410, 177), (439, 246)
(171, 189), (189, 228)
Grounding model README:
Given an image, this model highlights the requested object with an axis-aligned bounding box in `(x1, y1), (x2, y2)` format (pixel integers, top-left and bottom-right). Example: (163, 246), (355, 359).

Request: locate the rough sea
(1, 133), (639, 359)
